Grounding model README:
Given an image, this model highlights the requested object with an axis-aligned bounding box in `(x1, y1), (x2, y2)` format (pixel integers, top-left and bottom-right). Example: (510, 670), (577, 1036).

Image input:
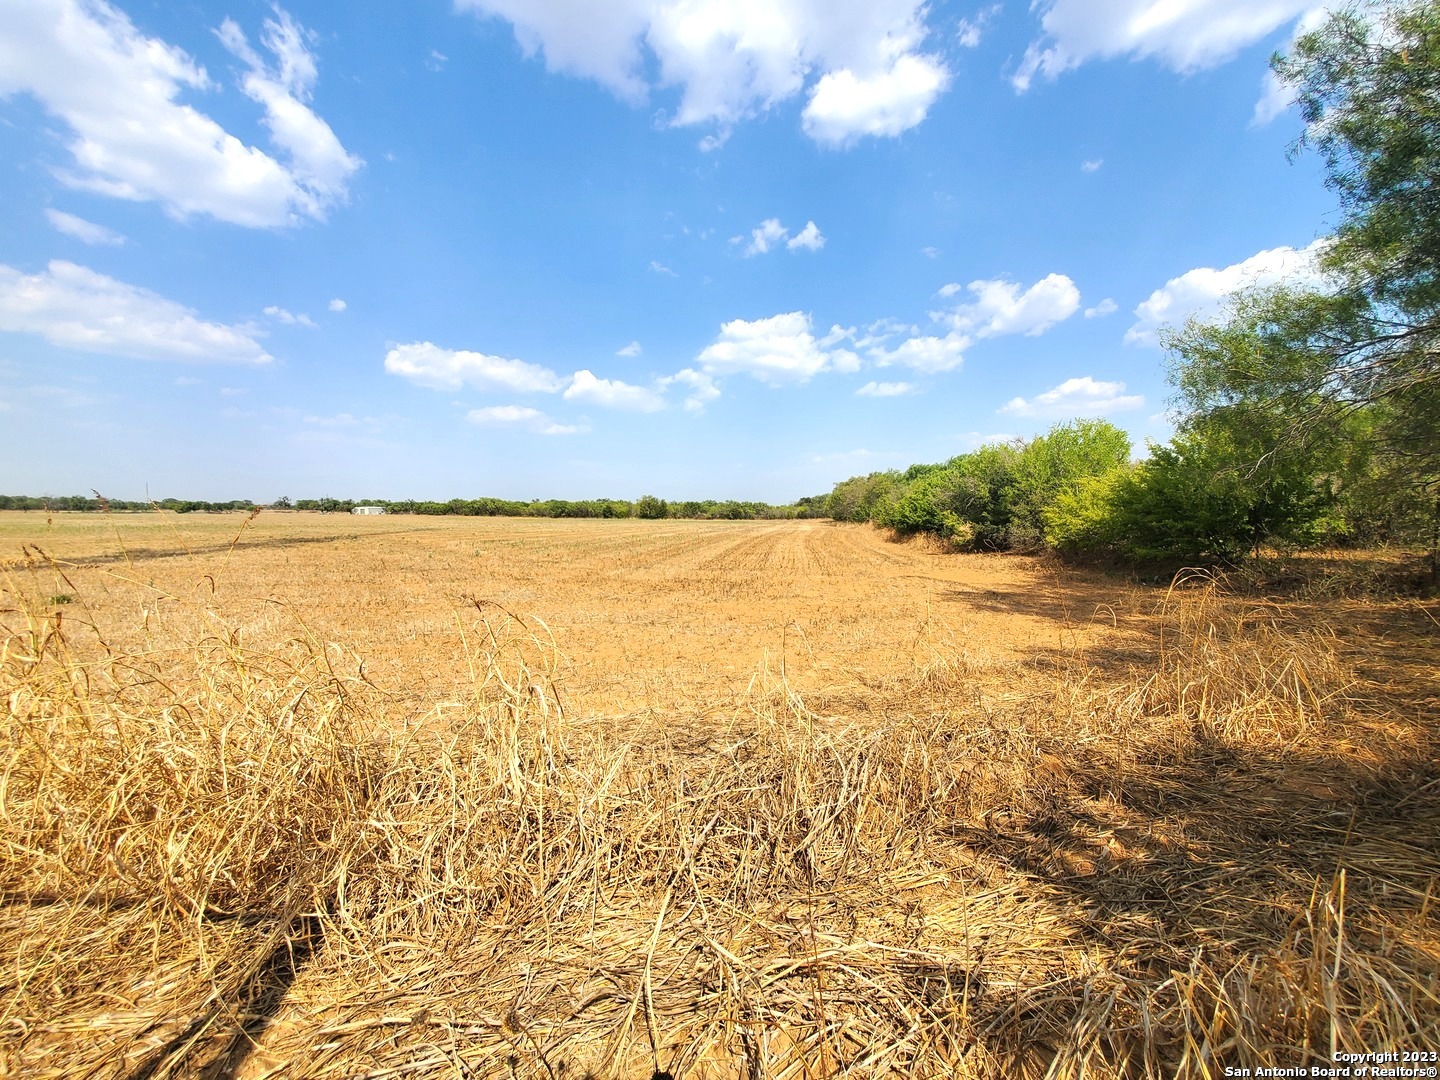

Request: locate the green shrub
(1043, 467), (1129, 553)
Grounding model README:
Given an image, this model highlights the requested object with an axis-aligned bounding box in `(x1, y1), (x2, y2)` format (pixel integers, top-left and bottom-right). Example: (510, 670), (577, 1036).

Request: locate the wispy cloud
(0, 260), (272, 364)
(466, 404), (584, 435)
(855, 380), (917, 397)
(999, 376), (1143, 417)
(264, 305), (316, 328)
(3, 1), (358, 227)
(45, 209), (125, 245)
(384, 342), (566, 392)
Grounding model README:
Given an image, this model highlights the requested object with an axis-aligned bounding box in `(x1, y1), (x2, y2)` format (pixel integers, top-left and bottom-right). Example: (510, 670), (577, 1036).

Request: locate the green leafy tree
(1282, 2), (1440, 321)
(1011, 420), (1133, 543)
(1172, 1), (1440, 556)
(1115, 408), (1338, 563)
(942, 442), (1022, 547)
(825, 472), (901, 523)
(878, 468), (968, 538)
(633, 494), (669, 519)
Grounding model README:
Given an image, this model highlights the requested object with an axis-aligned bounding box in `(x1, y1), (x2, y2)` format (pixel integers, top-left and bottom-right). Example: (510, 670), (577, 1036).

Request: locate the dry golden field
(1, 510), (1437, 1078)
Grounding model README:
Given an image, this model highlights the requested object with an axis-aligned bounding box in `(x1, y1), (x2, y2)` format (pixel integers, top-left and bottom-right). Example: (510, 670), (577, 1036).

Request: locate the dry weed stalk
(0, 564), (1435, 1078)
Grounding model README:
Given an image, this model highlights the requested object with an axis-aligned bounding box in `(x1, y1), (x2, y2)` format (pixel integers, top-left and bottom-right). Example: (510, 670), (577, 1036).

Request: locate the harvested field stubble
(1, 514), (1437, 1078)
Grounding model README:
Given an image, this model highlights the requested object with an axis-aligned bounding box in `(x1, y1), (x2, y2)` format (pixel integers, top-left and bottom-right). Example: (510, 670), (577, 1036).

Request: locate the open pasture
(1, 512), (1437, 1078)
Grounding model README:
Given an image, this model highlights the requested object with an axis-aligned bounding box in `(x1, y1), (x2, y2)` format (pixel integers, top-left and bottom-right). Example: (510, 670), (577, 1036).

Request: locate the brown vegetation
(1, 512), (1436, 1077)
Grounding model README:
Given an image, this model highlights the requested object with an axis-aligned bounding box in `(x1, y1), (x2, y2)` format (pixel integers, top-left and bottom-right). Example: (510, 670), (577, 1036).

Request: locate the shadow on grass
(952, 637), (1440, 1064)
(117, 912), (326, 1080)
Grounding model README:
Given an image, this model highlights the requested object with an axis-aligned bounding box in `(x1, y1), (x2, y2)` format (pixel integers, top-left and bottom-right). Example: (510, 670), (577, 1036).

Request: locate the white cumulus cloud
(1085, 298), (1118, 318)
(45, 208), (124, 245)
(383, 342), (567, 393)
(787, 220), (826, 251)
(564, 368), (666, 411)
(328, 297), (347, 313)
(848, 275), (1082, 376)
(1126, 240), (1329, 347)
(856, 380), (916, 397)
(0, 260), (272, 364)
(1014, 0), (1316, 91)
(658, 367), (721, 412)
(695, 311), (841, 386)
(456, 0), (950, 145)
(744, 218), (788, 257)
(802, 53), (948, 145)
(868, 332), (969, 373)
(0, 0), (359, 227)
(466, 404), (583, 435)
(741, 218), (827, 255)
(999, 376), (1144, 417)
(937, 274), (1082, 338)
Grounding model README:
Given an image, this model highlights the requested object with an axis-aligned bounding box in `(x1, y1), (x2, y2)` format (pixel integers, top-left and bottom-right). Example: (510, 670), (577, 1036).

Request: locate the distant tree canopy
(0, 495), (258, 513)
(0, 494), (811, 521)
(633, 495), (669, 520)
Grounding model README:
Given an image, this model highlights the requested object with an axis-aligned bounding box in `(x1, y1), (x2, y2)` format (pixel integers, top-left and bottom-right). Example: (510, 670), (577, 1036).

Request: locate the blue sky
(0, 0), (1339, 502)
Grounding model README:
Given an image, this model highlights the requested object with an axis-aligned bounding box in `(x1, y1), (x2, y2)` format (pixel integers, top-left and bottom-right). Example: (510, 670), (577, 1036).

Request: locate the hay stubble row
(1, 513), (1436, 1077)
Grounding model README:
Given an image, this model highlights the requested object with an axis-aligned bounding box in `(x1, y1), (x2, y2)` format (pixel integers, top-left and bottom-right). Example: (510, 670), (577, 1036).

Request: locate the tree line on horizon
(0, 493), (813, 521)
(816, 2), (1440, 568)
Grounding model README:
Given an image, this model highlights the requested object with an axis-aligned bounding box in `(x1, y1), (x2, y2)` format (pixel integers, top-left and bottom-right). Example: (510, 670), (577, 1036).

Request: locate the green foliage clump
(1008, 420), (1131, 549)
(1042, 467), (1129, 554)
(1128, 424), (1336, 563)
(820, 420), (1132, 553)
(825, 472), (903, 524)
(633, 495), (669, 519)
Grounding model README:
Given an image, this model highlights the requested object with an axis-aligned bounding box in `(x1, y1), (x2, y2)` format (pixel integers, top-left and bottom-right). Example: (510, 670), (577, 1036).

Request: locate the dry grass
(1, 514), (1436, 1078)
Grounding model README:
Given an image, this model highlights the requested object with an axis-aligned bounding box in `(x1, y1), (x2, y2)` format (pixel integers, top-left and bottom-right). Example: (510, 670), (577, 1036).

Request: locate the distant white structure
(352, 506), (386, 515)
